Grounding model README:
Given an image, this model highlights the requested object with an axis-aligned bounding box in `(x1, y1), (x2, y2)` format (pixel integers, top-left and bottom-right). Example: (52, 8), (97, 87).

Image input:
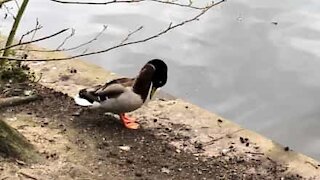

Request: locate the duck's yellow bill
(150, 87), (157, 99)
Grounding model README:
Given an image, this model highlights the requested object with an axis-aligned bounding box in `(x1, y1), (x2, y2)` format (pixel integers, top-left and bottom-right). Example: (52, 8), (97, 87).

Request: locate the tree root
(0, 95), (41, 108)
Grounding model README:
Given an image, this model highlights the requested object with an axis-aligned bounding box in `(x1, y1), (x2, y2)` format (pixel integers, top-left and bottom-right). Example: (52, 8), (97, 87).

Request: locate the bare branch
(13, 0), (19, 8)
(2, 3), (16, 19)
(18, 20), (43, 44)
(61, 25), (107, 51)
(0, 0), (14, 6)
(0, 0), (225, 62)
(30, 18), (41, 42)
(0, 28), (69, 51)
(120, 25), (143, 45)
(56, 28), (75, 50)
(50, 0), (208, 10)
(24, 25), (108, 53)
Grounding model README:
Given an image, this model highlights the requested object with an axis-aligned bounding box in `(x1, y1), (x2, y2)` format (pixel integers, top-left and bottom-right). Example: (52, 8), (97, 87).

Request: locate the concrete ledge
(25, 50), (320, 179)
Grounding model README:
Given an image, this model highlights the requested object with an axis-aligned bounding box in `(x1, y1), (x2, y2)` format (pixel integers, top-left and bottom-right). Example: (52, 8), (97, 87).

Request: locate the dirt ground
(0, 83), (308, 180)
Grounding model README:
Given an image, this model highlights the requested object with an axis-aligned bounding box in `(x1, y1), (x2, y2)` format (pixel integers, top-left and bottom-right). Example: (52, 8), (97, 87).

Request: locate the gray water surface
(1, 0), (320, 160)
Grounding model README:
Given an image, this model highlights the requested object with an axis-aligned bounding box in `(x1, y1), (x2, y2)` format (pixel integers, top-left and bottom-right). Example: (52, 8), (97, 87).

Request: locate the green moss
(0, 61), (35, 83)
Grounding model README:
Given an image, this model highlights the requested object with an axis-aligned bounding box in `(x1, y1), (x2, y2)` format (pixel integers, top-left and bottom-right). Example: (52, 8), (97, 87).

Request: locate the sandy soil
(0, 82), (307, 180)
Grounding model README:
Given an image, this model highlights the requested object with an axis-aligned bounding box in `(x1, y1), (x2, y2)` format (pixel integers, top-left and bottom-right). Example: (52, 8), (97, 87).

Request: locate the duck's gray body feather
(91, 87), (143, 113)
(74, 78), (146, 114)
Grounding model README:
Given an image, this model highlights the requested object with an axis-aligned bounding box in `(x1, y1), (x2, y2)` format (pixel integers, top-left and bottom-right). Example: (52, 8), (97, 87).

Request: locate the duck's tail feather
(74, 94), (94, 106)
(74, 88), (98, 106)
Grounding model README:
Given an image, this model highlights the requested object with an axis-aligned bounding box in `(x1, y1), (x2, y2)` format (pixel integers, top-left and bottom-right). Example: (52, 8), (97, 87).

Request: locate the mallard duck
(74, 59), (168, 129)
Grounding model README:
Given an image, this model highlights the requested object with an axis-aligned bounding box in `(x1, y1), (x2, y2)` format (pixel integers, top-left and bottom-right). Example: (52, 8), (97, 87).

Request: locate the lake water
(1, 0), (320, 160)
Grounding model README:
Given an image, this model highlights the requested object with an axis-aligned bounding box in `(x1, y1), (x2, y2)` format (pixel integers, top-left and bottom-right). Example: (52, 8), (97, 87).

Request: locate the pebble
(221, 149), (230, 156)
(239, 137), (245, 143)
(16, 159), (26, 166)
(118, 146), (131, 151)
(135, 172), (143, 177)
(161, 167), (170, 174)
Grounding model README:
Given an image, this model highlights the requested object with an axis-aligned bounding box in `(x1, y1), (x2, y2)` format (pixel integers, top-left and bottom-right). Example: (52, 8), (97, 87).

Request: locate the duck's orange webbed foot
(119, 113), (140, 129)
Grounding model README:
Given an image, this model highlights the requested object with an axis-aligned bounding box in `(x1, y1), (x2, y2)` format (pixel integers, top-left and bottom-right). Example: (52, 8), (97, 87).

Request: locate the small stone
(23, 90), (33, 96)
(194, 142), (203, 150)
(239, 137), (245, 143)
(221, 149), (230, 156)
(118, 146), (131, 151)
(126, 159), (134, 164)
(16, 159), (26, 166)
(70, 68), (77, 73)
(284, 146), (290, 151)
(245, 142), (249, 147)
(165, 127), (172, 132)
(135, 172), (143, 177)
(161, 167), (170, 174)
(217, 119), (223, 123)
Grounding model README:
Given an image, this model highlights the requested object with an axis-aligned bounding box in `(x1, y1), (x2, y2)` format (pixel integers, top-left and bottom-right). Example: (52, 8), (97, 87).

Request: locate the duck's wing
(92, 78), (135, 100)
(103, 78), (135, 88)
(76, 78), (135, 106)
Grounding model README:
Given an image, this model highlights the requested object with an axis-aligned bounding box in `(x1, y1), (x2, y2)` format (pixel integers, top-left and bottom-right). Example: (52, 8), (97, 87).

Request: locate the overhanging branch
(50, 0), (209, 10)
(0, 28), (69, 52)
(0, 0), (225, 62)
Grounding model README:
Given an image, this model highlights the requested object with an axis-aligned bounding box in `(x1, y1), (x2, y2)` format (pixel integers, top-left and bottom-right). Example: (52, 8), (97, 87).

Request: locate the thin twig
(2, 3), (16, 20)
(18, 172), (38, 180)
(120, 25), (143, 44)
(305, 161), (319, 169)
(203, 128), (244, 146)
(0, 0), (14, 6)
(56, 28), (75, 50)
(13, 0), (19, 8)
(50, 0), (208, 10)
(30, 18), (40, 42)
(18, 21), (43, 44)
(0, 28), (69, 51)
(245, 151), (264, 156)
(1, 0), (225, 62)
(24, 25), (108, 52)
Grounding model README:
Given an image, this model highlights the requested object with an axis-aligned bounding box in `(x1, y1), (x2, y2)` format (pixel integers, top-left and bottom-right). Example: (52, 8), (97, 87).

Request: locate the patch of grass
(0, 61), (34, 83)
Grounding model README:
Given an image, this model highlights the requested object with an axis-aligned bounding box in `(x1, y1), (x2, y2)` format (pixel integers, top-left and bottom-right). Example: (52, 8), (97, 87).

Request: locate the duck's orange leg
(119, 113), (140, 129)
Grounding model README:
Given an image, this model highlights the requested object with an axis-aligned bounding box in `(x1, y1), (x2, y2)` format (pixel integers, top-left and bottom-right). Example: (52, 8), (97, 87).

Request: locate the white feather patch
(74, 94), (94, 106)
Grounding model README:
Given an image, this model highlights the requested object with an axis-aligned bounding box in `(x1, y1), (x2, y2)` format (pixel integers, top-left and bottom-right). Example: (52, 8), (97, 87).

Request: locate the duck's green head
(148, 59), (168, 99)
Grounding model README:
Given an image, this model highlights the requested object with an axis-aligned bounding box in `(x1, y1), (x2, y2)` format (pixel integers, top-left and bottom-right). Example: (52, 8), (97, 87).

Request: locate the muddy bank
(0, 83), (304, 179)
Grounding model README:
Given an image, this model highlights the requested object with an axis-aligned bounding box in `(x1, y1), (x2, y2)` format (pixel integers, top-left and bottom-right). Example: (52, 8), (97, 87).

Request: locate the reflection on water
(1, 0), (320, 160)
